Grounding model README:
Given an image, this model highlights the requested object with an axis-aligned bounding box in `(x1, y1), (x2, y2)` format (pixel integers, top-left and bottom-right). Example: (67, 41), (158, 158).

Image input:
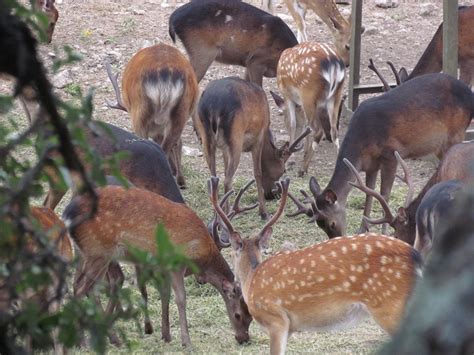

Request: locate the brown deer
(33, 0), (59, 44)
(272, 42), (346, 176)
(287, 73), (474, 238)
(208, 176), (422, 355)
(270, 0), (357, 65)
(106, 43), (199, 188)
(397, 5), (474, 88)
(343, 142), (474, 247)
(194, 76), (311, 219)
(168, 0), (298, 86)
(63, 185), (252, 347)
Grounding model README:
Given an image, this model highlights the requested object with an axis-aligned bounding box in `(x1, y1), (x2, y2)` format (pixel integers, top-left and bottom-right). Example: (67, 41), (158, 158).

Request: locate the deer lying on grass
(342, 142), (474, 247)
(272, 42), (345, 176)
(33, 0), (59, 44)
(168, 0), (298, 86)
(287, 73), (474, 238)
(106, 43), (199, 188)
(209, 176), (422, 355)
(270, 0), (357, 65)
(63, 185), (252, 347)
(394, 5), (474, 88)
(194, 76), (311, 219)
(43, 120), (184, 210)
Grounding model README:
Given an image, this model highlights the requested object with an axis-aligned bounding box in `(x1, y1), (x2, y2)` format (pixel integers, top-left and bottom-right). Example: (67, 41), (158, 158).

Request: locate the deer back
(121, 44), (198, 139)
(169, 0), (298, 81)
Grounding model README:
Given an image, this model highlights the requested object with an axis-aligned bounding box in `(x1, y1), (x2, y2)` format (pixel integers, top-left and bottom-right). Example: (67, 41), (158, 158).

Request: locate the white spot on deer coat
(225, 15), (232, 23)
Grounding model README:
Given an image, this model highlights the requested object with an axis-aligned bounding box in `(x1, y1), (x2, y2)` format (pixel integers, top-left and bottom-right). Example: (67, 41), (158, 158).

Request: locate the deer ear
(229, 232), (243, 251)
(324, 189), (338, 204)
(397, 207), (408, 223)
(399, 67), (408, 82)
(309, 177), (322, 196)
(258, 227), (273, 251)
(222, 279), (236, 298)
(270, 91), (285, 109)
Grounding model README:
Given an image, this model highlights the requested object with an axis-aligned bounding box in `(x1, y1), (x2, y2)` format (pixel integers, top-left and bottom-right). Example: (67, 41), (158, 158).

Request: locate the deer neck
(308, 0), (348, 33)
(235, 244), (262, 301)
(408, 25), (443, 80)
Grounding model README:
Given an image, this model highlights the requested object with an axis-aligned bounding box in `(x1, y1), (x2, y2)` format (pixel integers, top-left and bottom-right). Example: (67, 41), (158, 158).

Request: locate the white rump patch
(144, 77), (184, 125)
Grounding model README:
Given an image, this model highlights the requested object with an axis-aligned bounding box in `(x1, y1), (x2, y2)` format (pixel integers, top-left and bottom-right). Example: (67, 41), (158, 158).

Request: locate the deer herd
(8, 0), (474, 354)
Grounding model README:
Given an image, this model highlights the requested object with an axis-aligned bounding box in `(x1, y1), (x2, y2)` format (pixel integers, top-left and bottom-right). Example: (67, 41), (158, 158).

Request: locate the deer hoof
(297, 169), (307, 178)
(260, 212), (270, 220)
(145, 322), (154, 335)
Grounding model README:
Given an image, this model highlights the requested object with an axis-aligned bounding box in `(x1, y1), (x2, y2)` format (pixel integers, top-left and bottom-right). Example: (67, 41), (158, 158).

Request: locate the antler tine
(208, 177), (235, 234)
(288, 127), (312, 153)
(104, 61), (127, 112)
(343, 158), (395, 225)
(368, 58), (390, 92)
(394, 151), (414, 208)
(286, 190), (313, 218)
(219, 189), (235, 209)
(260, 178), (290, 233)
(228, 179), (258, 220)
(386, 61), (401, 86)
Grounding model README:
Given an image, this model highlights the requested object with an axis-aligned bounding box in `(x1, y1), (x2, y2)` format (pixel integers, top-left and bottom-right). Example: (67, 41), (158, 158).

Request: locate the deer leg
(172, 138), (186, 189)
(159, 276), (172, 342)
(251, 139), (269, 220)
(105, 262), (124, 316)
(330, 85), (345, 151)
(379, 160), (397, 234)
(43, 188), (66, 210)
(135, 265), (154, 335)
(244, 63), (265, 87)
(187, 45), (219, 83)
(223, 147), (242, 213)
(160, 117), (186, 189)
(284, 99), (298, 144)
(202, 134), (217, 177)
(359, 170), (378, 233)
(171, 270), (191, 347)
(287, 0), (307, 42)
(267, 315), (290, 355)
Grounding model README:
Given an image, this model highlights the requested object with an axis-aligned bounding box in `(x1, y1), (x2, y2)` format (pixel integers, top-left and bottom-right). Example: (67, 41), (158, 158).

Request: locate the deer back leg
(135, 265), (154, 335)
(186, 44), (219, 83)
(251, 133), (268, 219)
(379, 158), (398, 234)
(359, 169), (378, 233)
(171, 269), (191, 347)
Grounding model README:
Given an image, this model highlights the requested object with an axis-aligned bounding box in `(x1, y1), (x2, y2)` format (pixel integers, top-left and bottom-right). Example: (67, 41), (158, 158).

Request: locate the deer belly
(288, 302), (369, 333)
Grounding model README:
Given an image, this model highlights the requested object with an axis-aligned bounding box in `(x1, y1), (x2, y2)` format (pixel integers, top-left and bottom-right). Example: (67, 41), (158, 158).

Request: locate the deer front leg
(251, 139), (269, 220)
(135, 266), (153, 335)
(359, 170), (378, 233)
(267, 314), (290, 355)
(171, 270), (191, 347)
(379, 160), (397, 234)
(159, 275), (172, 342)
(285, 0), (307, 42)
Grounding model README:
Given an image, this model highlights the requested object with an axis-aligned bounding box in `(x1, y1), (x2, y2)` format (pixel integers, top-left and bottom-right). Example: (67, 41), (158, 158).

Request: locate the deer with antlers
(287, 73), (474, 238)
(63, 185), (252, 347)
(209, 176), (422, 354)
(106, 43), (199, 188)
(271, 42), (346, 176)
(194, 77), (311, 219)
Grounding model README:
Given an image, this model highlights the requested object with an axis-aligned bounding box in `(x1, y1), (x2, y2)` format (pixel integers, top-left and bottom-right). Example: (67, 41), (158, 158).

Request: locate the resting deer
(272, 42), (345, 176)
(168, 0), (298, 86)
(194, 76), (311, 219)
(395, 6), (474, 88)
(106, 43), (199, 188)
(209, 176), (422, 355)
(287, 73), (474, 238)
(63, 185), (252, 347)
(343, 142), (474, 248)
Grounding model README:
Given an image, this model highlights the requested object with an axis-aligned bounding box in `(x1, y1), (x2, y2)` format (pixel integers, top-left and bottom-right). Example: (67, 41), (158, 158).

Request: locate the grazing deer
(287, 74), (474, 238)
(414, 179), (464, 260)
(209, 176), (422, 355)
(272, 42), (345, 176)
(106, 44), (199, 188)
(344, 142), (474, 246)
(396, 6), (474, 88)
(63, 185), (252, 347)
(271, 0), (356, 65)
(194, 77), (311, 219)
(168, 0), (298, 86)
(43, 121), (184, 210)
(33, 0), (59, 44)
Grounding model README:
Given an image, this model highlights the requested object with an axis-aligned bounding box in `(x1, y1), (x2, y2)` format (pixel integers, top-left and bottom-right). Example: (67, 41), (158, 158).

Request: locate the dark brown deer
(287, 73), (474, 238)
(397, 6), (474, 88)
(168, 0), (298, 86)
(63, 185), (252, 347)
(343, 142), (474, 246)
(106, 44), (199, 188)
(209, 176), (422, 354)
(272, 41), (346, 176)
(194, 76), (311, 219)
(33, 0), (59, 44)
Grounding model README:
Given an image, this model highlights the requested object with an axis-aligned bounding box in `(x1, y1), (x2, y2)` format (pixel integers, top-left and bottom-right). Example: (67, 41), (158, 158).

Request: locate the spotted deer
(272, 42), (345, 176)
(287, 74), (474, 238)
(106, 43), (199, 188)
(395, 6), (474, 88)
(269, 0), (356, 65)
(168, 0), (298, 87)
(194, 77), (311, 219)
(209, 176), (422, 355)
(345, 142), (474, 247)
(33, 0), (59, 44)
(63, 185), (252, 347)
